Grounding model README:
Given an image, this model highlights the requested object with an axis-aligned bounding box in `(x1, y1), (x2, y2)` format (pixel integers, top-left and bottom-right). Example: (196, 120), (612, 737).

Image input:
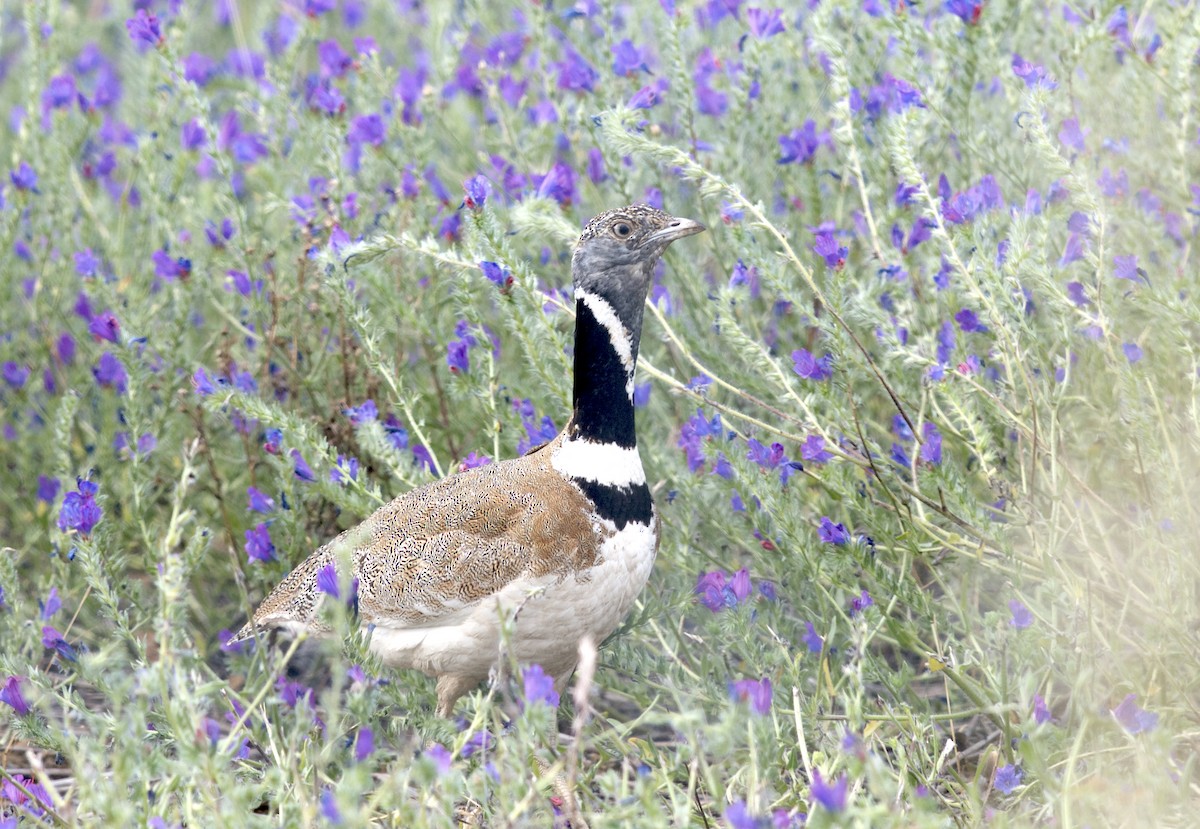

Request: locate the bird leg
(435, 674), (479, 719)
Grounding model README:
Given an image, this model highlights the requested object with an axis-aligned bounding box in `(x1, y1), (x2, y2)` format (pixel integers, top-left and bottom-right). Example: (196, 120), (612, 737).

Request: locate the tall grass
(1, 1), (1197, 826)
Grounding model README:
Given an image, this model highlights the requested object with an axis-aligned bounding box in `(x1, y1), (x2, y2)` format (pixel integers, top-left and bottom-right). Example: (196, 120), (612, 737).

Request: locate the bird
(230, 204), (704, 718)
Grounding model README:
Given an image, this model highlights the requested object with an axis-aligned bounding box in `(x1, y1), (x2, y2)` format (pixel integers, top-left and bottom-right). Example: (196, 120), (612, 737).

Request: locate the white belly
(365, 518), (658, 681)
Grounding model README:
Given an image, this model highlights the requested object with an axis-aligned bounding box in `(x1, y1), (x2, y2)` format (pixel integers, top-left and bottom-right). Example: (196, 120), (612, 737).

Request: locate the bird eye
(612, 222), (632, 238)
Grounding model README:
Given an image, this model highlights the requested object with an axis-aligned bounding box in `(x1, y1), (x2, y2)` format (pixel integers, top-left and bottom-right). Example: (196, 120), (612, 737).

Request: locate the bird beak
(647, 216), (706, 245)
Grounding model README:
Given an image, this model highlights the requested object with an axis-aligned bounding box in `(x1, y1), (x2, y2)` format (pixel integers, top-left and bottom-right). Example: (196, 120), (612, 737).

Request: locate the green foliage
(2, 1), (1198, 826)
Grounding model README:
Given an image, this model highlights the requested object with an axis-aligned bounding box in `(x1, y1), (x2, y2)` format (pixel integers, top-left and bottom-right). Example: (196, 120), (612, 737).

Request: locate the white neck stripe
(551, 438), (646, 489)
(577, 289), (635, 376)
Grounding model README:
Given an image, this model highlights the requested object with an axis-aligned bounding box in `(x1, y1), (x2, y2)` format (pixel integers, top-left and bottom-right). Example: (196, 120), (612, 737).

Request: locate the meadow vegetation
(1, 1), (1197, 826)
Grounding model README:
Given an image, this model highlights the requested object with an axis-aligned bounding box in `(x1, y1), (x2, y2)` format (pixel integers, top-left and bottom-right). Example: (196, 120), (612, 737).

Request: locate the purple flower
(42, 625), (77, 661)
(2, 362), (28, 388)
(316, 563), (342, 598)
(447, 338), (471, 374)
(247, 487), (276, 513)
(1122, 343), (1143, 364)
(344, 399), (378, 425)
(522, 664), (560, 709)
(747, 7), (785, 38)
(1058, 119), (1087, 153)
(848, 589), (873, 616)
(152, 248), (192, 280)
(183, 52), (217, 85)
(88, 310), (120, 343)
(554, 49), (597, 92)
(1, 676), (31, 715)
(10, 162), (37, 191)
(1033, 695), (1051, 724)
(412, 444), (436, 474)
(479, 261), (512, 289)
(802, 621), (824, 653)
(217, 111), (268, 165)
(57, 478), (102, 535)
(818, 517), (849, 545)
(181, 119), (207, 151)
(1011, 54), (1056, 89)
(1008, 599), (1033, 629)
(800, 435), (832, 464)
(463, 175), (490, 210)
(792, 349), (833, 380)
(330, 455), (359, 485)
(1112, 694), (1158, 734)
(611, 40), (650, 76)
(994, 764), (1022, 794)
(43, 73), (77, 109)
(723, 801), (767, 829)
(696, 568), (752, 612)
(919, 422), (942, 465)
(40, 587), (61, 620)
(244, 523), (275, 563)
(424, 743), (453, 773)
(319, 790), (341, 824)
(945, 0), (983, 25)
(36, 475), (60, 504)
(812, 226), (848, 269)
(535, 161), (577, 206)
(458, 452), (492, 471)
(354, 727), (375, 762)
(810, 770), (848, 811)
(955, 308), (986, 333)
(1113, 254), (1142, 283)
(629, 78), (668, 109)
(778, 121), (830, 165)
(126, 9), (164, 49)
(729, 677), (772, 715)
(74, 248), (100, 277)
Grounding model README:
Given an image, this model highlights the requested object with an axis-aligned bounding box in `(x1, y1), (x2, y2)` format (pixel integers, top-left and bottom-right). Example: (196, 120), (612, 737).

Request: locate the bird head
(571, 204), (705, 303)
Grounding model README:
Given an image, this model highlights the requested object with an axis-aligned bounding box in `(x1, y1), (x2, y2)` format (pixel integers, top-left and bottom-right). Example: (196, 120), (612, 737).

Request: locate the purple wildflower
(818, 517), (849, 545)
(1122, 343), (1143, 364)
(36, 475), (60, 504)
(244, 523), (275, 563)
(994, 765), (1022, 794)
(424, 743), (452, 773)
(354, 727), (374, 762)
(2, 363), (28, 388)
(522, 664), (560, 709)
(290, 448), (316, 482)
(696, 568), (753, 612)
(955, 308), (986, 333)
(40, 587), (61, 620)
(126, 9), (163, 49)
(247, 487), (275, 513)
(344, 399), (378, 425)
(723, 801), (766, 829)
(729, 677), (773, 715)
(42, 625), (77, 661)
(810, 770), (848, 811)
(802, 622), (824, 653)
(10, 162), (38, 191)
(1113, 254), (1142, 283)
(747, 7), (785, 38)
(554, 49), (597, 93)
(778, 121), (830, 165)
(316, 562), (342, 598)
(1008, 599), (1033, 629)
(1011, 54), (1056, 88)
(849, 589), (874, 616)
(792, 349), (832, 380)
(1033, 695), (1051, 725)
(463, 175), (490, 210)
(74, 248), (100, 277)
(88, 310), (120, 343)
(945, 0), (983, 25)
(919, 422), (942, 465)
(611, 40), (650, 76)
(1, 676), (31, 715)
(57, 479), (102, 535)
(1112, 694), (1158, 734)
(812, 226), (848, 269)
(800, 435), (832, 464)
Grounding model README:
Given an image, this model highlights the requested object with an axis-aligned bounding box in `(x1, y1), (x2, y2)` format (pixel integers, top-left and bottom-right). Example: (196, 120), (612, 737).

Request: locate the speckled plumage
(233, 205), (704, 717)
